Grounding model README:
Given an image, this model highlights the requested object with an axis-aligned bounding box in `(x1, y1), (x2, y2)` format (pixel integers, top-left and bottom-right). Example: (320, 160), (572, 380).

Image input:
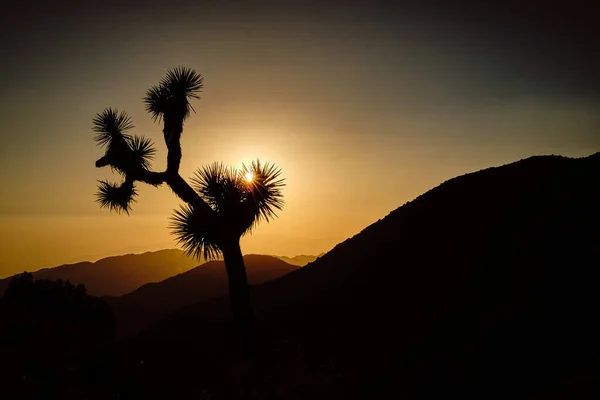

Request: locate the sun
(244, 171), (255, 183)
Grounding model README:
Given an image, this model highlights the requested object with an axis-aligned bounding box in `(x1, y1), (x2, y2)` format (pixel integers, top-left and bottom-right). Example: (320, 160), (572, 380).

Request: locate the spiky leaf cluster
(169, 204), (221, 260)
(191, 163), (247, 216)
(95, 180), (137, 214)
(128, 135), (157, 170)
(92, 108), (157, 175)
(143, 66), (204, 123)
(170, 160), (285, 260)
(92, 108), (133, 146)
(242, 160), (285, 225)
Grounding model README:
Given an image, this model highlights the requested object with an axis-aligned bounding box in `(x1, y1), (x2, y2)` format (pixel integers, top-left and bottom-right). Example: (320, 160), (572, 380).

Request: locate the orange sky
(0, 1), (598, 277)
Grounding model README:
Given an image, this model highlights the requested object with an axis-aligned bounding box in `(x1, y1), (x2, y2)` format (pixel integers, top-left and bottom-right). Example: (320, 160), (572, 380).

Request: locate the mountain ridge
(0, 250), (324, 298)
(0, 249), (198, 297)
(120, 152), (600, 399)
(274, 253), (325, 266)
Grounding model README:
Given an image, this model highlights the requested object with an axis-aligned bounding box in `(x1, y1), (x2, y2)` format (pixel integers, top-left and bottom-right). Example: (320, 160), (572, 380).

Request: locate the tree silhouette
(92, 67), (285, 357)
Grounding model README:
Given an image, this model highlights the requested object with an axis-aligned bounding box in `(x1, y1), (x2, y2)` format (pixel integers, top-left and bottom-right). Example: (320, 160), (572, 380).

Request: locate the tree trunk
(222, 241), (255, 359)
(163, 121), (183, 175)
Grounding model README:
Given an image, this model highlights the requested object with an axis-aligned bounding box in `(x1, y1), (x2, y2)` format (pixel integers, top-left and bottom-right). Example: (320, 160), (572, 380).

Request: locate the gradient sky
(0, 0), (598, 277)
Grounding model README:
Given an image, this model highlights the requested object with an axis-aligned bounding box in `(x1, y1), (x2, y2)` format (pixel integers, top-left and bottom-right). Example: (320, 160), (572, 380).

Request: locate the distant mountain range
(120, 152), (600, 399)
(107, 255), (299, 339)
(0, 249), (198, 297)
(275, 253), (325, 266)
(0, 251), (322, 298)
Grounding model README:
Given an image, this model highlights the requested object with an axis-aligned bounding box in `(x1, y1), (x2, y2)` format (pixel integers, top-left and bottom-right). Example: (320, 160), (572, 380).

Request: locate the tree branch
(130, 169), (166, 186)
(95, 156), (165, 185)
(94, 95), (218, 233)
(96, 155), (218, 228)
(164, 174), (215, 216)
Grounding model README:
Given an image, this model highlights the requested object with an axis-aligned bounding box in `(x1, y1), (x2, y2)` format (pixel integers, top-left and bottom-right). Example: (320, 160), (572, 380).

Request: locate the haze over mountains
(0, 251), (320, 298)
(0, 249), (198, 297)
(118, 152), (600, 399)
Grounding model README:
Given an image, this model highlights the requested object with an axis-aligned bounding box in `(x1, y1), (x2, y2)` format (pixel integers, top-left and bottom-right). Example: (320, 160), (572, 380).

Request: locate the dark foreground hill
(0, 273), (116, 398)
(0, 250), (198, 297)
(108, 255), (299, 339)
(117, 152), (600, 399)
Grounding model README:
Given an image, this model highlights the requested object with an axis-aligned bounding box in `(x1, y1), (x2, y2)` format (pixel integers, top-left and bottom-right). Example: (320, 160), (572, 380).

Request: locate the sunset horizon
(2, 1), (598, 278)
(1, 1), (599, 398)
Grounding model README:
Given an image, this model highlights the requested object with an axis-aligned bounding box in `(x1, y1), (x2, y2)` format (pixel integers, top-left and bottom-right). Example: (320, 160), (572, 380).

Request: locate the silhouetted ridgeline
(108, 255), (299, 339)
(275, 254), (325, 266)
(119, 153), (600, 399)
(0, 249), (198, 297)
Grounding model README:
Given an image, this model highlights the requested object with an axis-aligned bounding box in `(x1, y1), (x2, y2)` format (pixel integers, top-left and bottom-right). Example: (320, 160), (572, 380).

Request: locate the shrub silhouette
(0, 273), (116, 398)
(92, 67), (284, 357)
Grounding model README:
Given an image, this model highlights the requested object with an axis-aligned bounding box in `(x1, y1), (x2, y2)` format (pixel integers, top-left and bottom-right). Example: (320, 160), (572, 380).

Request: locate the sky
(0, 0), (598, 277)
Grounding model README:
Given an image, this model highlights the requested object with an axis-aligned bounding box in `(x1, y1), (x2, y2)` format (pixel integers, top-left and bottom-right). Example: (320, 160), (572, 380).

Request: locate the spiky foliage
(170, 204), (221, 260)
(91, 108), (158, 179)
(143, 85), (168, 123)
(191, 162), (246, 214)
(242, 160), (286, 225)
(171, 160), (285, 259)
(92, 108), (133, 146)
(143, 67), (203, 123)
(128, 135), (157, 170)
(95, 180), (137, 214)
(162, 66), (203, 102)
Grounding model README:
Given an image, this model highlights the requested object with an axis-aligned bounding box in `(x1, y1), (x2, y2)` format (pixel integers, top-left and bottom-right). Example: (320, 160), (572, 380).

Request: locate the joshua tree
(92, 67), (284, 357)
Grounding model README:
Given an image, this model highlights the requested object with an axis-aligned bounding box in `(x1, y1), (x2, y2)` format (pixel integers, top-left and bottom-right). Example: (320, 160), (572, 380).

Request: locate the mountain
(0, 249), (198, 297)
(274, 253), (325, 266)
(117, 153), (600, 399)
(108, 255), (299, 339)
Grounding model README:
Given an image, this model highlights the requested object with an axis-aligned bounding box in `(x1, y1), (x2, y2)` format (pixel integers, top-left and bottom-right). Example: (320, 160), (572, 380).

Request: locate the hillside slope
(0, 249), (198, 297)
(120, 153), (600, 399)
(109, 255), (299, 339)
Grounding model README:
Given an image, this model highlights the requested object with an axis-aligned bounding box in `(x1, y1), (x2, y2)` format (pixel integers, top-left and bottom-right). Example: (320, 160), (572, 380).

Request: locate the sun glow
(244, 171), (255, 183)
